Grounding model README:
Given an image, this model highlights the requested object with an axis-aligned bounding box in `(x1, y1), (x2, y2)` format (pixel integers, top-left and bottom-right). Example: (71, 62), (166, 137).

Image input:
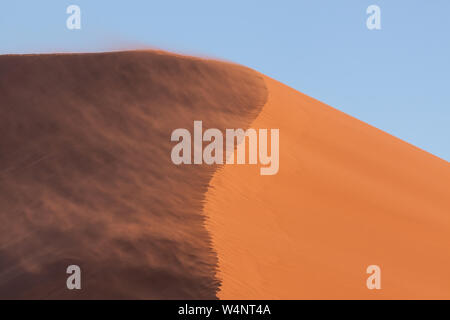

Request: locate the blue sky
(1, 0), (449, 160)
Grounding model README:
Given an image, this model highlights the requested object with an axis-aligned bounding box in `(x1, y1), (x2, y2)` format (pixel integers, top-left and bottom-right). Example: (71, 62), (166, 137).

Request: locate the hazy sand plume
(0, 51), (267, 299)
(205, 76), (450, 299)
(2, 49), (448, 300)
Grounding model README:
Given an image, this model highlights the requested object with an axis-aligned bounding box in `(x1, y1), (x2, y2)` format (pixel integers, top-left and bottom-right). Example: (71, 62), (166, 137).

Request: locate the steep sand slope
(205, 76), (450, 299)
(0, 51), (267, 299)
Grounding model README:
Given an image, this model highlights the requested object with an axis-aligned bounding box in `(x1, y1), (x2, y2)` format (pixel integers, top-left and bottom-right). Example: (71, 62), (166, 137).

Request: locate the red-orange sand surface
(1, 50), (449, 299)
(0, 51), (265, 299)
(205, 75), (450, 299)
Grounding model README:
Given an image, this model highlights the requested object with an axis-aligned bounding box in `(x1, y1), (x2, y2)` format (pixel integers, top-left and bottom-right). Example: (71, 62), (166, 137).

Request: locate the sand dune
(1, 50), (449, 299)
(205, 75), (450, 299)
(0, 51), (266, 299)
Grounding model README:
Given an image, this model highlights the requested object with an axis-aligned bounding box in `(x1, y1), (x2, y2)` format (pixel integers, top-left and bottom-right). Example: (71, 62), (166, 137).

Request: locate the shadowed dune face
(205, 76), (450, 299)
(0, 51), (267, 299)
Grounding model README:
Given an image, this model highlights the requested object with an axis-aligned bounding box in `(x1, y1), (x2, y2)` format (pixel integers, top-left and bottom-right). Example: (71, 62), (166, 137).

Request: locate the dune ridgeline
(0, 50), (449, 299)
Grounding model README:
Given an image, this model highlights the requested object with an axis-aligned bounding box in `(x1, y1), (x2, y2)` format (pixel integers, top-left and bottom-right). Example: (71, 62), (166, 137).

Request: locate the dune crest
(2, 50), (449, 299)
(205, 75), (450, 299)
(0, 51), (267, 299)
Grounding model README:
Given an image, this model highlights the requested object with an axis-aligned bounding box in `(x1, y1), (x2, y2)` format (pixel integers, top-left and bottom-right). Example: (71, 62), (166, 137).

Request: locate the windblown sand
(0, 51), (266, 299)
(1, 50), (448, 299)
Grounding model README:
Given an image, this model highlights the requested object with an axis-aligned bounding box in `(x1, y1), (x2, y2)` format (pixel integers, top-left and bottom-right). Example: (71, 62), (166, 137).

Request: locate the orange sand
(0, 51), (266, 299)
(205, 75), (450, 299)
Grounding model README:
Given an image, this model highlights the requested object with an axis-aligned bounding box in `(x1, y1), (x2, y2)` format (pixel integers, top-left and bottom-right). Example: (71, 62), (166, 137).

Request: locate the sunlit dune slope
(0, 51), (267, 299)
(1, 50), (448, 300)
(205, 75), (450, 299)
